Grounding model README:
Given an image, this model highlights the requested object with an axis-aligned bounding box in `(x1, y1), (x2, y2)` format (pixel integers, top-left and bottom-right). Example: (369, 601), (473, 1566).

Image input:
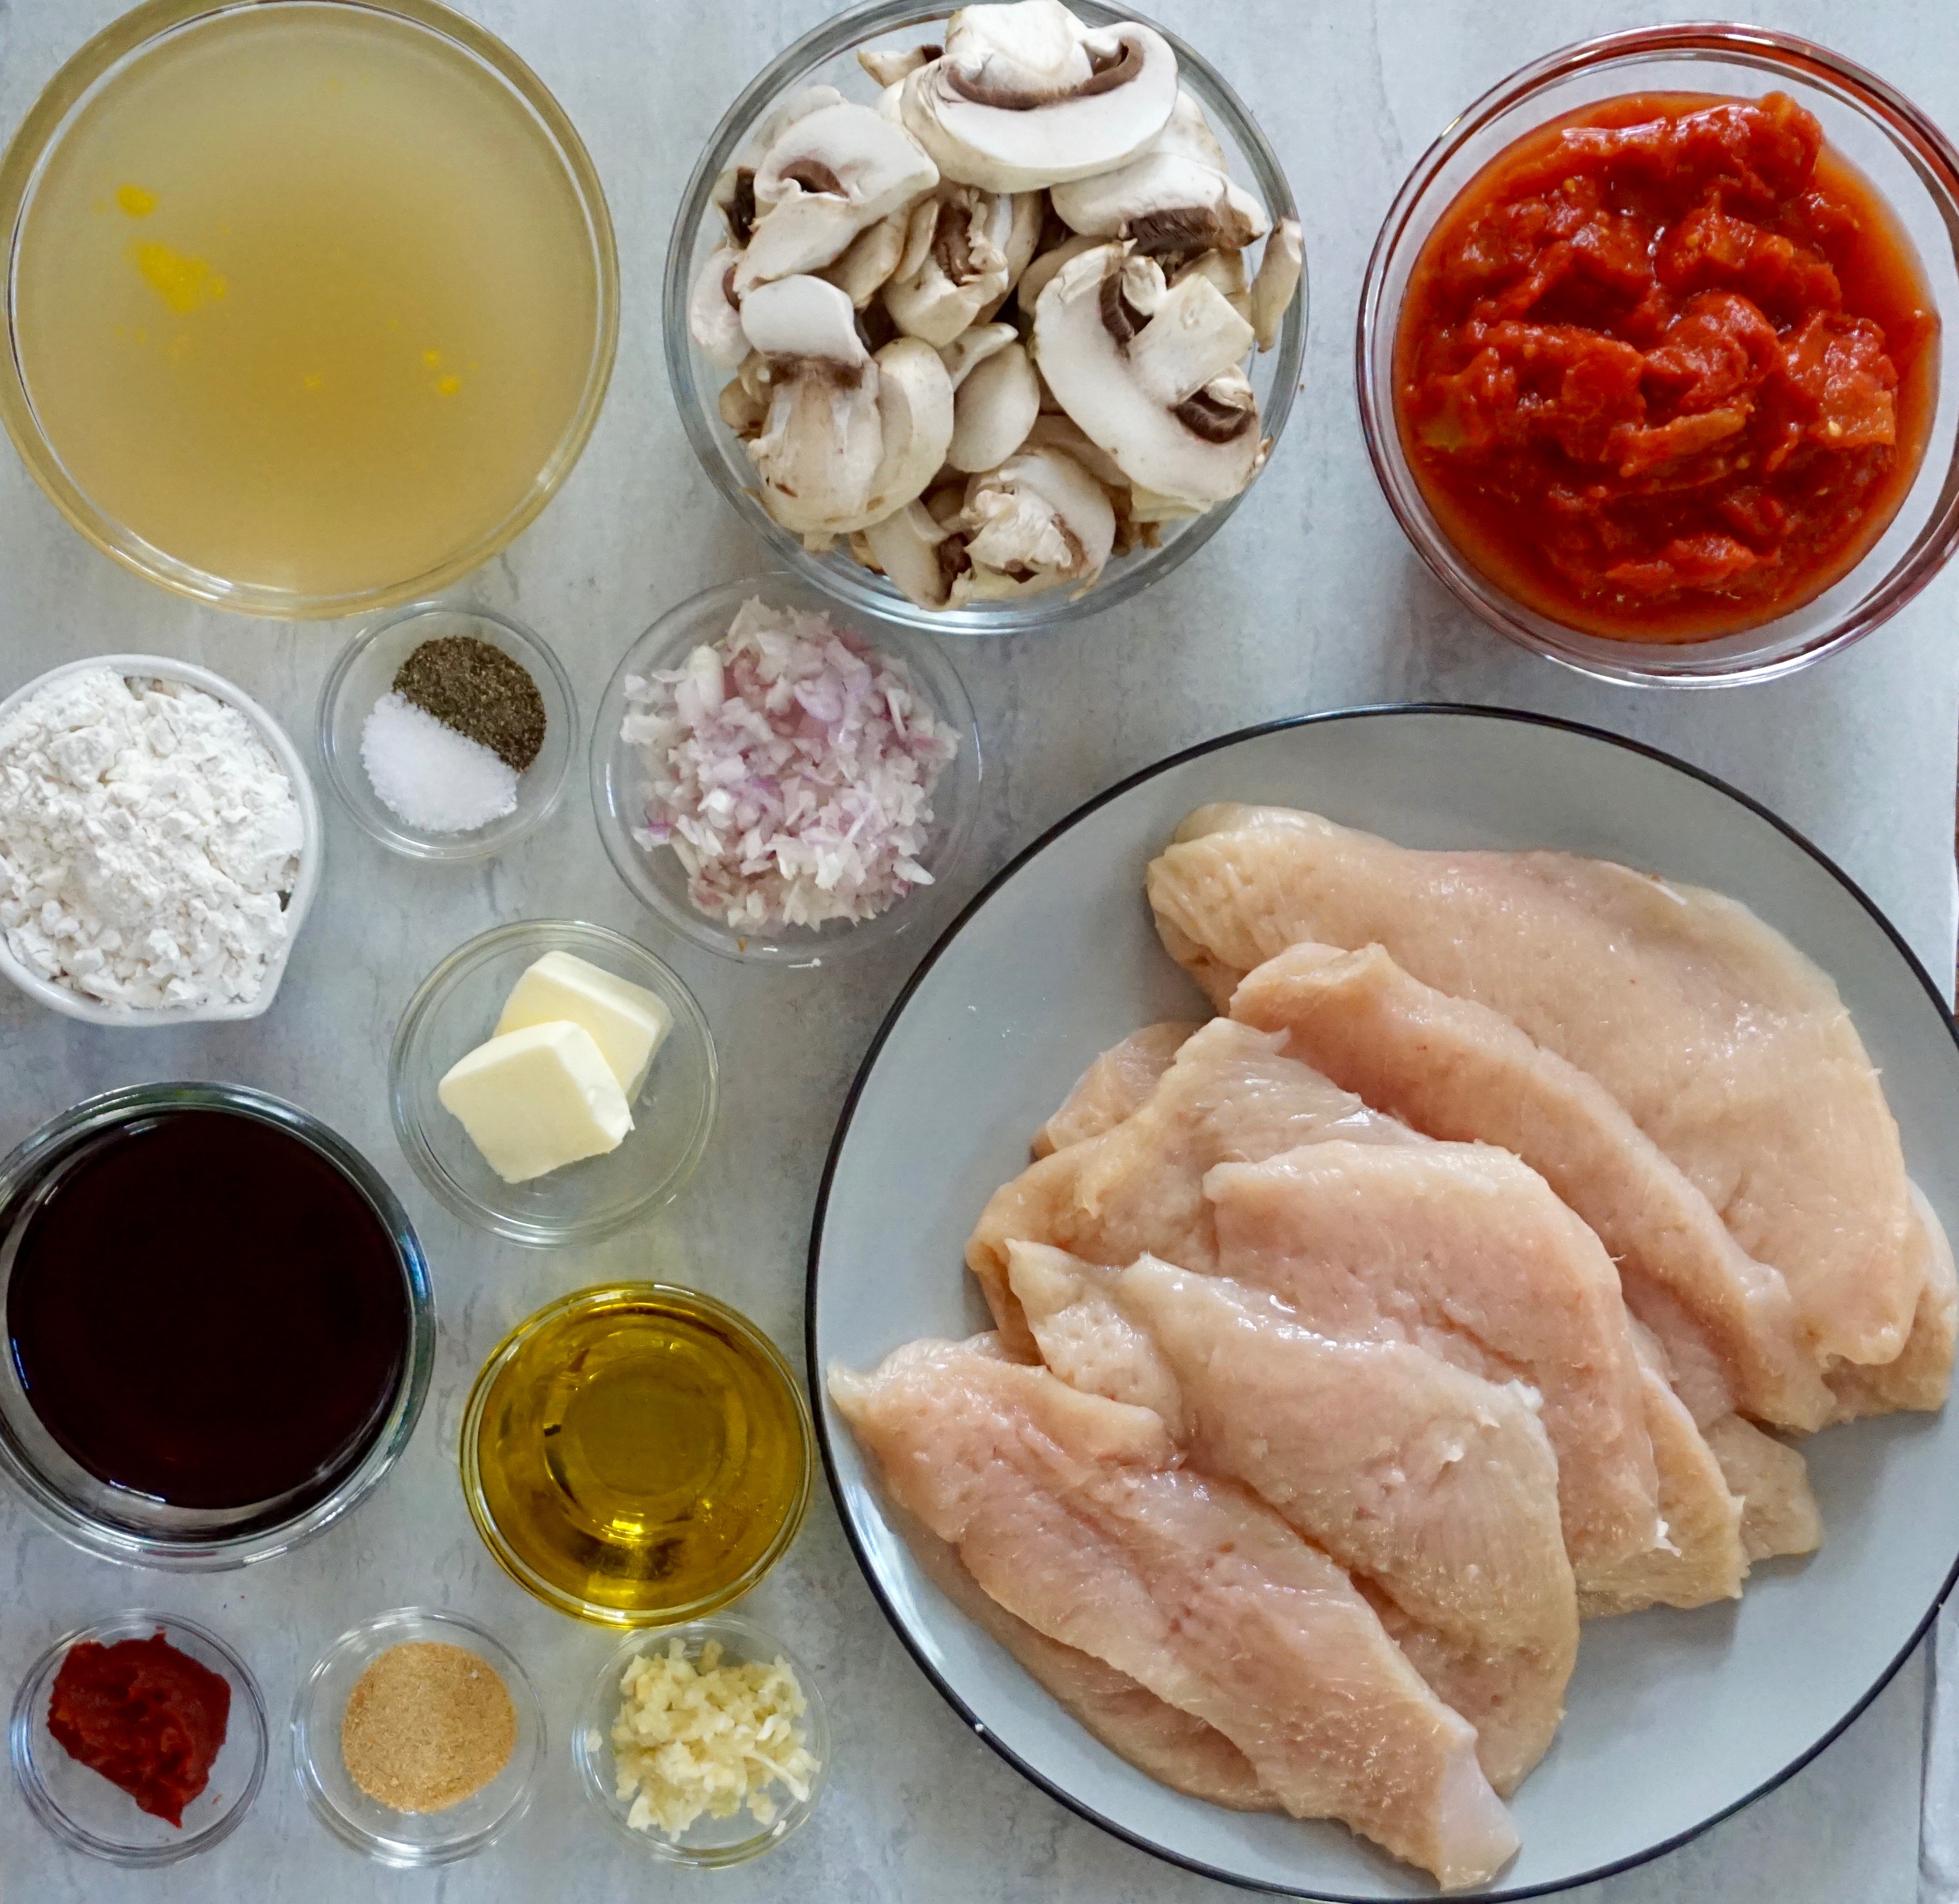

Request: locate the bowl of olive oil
(0, 0), (617, 616)
(461, 1285), (814, 1627)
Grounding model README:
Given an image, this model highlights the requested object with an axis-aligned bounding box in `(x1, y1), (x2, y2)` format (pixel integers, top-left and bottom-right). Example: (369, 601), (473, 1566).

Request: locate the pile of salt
(361, 693), (518, 834)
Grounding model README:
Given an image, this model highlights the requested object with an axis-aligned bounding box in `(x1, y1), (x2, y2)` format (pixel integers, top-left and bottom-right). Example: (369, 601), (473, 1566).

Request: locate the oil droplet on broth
(115, 183), (157, 216)
(131, 240), (226, 314)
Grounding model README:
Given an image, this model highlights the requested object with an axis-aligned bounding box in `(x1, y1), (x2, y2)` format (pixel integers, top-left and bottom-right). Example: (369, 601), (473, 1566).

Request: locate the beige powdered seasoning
(340, 1641), (517, 1813)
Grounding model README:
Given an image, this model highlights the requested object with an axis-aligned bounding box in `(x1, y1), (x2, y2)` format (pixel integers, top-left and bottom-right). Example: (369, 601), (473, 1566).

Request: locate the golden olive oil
(470, 1288), (811, 1622)
(12, 4), (603, 602)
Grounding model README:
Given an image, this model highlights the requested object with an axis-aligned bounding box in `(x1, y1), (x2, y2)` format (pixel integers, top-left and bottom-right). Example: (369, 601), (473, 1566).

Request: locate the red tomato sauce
(1394, 93), (1939, 642)
(47, 1633), (231, 1827)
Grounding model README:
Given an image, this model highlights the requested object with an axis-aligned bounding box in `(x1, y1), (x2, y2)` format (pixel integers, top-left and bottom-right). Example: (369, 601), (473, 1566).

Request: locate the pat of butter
(495, 951), (672, 1098)
(437, 1020), (633, 1184)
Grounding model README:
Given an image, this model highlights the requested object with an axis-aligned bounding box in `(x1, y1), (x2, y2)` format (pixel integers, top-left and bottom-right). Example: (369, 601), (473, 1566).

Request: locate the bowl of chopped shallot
(591, 575), (981, 966)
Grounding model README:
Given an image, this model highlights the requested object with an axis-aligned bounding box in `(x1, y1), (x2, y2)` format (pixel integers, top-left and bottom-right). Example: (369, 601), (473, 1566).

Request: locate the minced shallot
(621, 599), (959, 932)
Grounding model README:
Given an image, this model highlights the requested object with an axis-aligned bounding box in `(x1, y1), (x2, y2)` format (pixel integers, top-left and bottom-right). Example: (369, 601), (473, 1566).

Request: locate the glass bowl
(11, 1610), (270, 1865)
(291, 1607), (545, 1867)
(318, 603), (577, 862)
(0, 655), (322, 1025)
(460, 1285), (815, 1627)
(590, 573), (981, 966)
(572, 1614), (831, 1866)
(0, 0), (618, 618)
(0, 1083), (433, 1571)
(390, 921), (718, 1245)
(1358, 24), (1959, 688)
(662, 0), (1305, 636)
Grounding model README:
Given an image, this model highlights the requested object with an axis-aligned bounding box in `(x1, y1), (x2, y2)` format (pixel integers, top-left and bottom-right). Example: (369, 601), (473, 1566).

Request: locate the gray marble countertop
(0, 1), (1954, 1900)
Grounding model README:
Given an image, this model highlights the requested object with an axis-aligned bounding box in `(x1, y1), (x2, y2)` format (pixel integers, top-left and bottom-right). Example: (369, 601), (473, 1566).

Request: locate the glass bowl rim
(570, 1608), (832, 1866)
(1354, 20), (1959, 688)
(589, 571), (984, 966)
(0, 1081), (435, 1569)
(0, 0), (621, 620)
(0, 653), (323, 1023)
(289, 1602), (546, 1867)
(388, 918), (721, 1245)
(317, 599), (580, 862)
(458, 1281), (816, 1627)
(660, 0), (1307, 638)
(10, 1607), (271, 1865)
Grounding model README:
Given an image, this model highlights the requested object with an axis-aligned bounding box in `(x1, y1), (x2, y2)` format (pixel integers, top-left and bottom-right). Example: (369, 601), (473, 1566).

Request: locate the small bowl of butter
(390, 920), (717, 1246)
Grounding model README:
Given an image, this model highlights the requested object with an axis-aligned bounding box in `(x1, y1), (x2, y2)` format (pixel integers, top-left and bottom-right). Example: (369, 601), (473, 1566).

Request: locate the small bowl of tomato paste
(9, 1611), (268, 1865)
(1359, 26), (1959, 684)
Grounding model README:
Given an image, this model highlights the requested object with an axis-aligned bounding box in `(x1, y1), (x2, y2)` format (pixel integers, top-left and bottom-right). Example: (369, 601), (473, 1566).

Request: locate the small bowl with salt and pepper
(318, 603), (577, 863)
(0, 655), (322, 1027)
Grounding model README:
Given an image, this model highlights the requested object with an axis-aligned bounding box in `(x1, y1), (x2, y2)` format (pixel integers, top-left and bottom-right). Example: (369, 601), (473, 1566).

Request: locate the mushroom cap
(884, 185), (1018, 347)
(1050, 149), (1271, 249)
(939, 321), (1020, 389)
(955, 443), (1117, 600)
(948, 340), (1042, 472)
(747, 362), (883, 536)
(849, 336), (958, 531)
(688, 243), (749, 369)
(861, 499), (956, 610)
(735, 102), (939, 294)
(822, 208), (913, 309)
(740, 272), (869, 365)
(1031, 241), (1262, 507)
(900, 10), (1178, 191)
(1248, 216), (1305, 352)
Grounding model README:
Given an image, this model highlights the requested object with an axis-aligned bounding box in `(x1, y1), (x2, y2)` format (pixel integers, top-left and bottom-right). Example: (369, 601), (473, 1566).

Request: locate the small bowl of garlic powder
(573, 1615), (829, 1867)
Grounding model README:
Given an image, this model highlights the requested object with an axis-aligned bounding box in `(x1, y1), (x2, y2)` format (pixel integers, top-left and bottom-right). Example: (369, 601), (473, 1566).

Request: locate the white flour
(0, 668), (305, 1011)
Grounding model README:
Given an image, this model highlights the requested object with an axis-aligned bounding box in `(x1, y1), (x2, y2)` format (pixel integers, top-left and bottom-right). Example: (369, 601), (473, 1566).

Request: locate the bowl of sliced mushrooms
(665, 0), (1305, 632)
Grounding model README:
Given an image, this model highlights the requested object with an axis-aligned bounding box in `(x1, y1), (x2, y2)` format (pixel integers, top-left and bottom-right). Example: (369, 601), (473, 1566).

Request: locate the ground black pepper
(393, 637), (547, 772)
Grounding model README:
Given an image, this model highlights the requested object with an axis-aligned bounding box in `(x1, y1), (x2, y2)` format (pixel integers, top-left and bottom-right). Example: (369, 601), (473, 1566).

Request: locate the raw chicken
(1578, 1327), (1746, 1616)
(888, 1496), (1274, 1811)
(1033, 1023), (1203, 1158)
(1147, 804), (1921, 1370)
(1828, 1187), (1958, 1420)
(1231, 941), (1832, 1432)
(968, 1018), (1412, 1358)
(1009, 1243), (1577, 1794)
(1205, 1141), (1663, 1583)
(1703, 1415), (1822, 1565)
(829, 1337), (1520, 1889)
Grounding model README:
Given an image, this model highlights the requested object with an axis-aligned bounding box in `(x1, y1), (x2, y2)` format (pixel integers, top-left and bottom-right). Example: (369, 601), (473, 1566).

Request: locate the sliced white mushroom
(1173, 247), (1250, 322)
(688, 243), (749, 368)
(1032, 242), (1263, 507)
(718, 351), (770, 436)
(741, 277), (884, 537)
(1011, 230), (1101, 320)
(938, 321), (1019, 389)
(821, 208), (912, 308)
(1051, 90), (1269, 254)
(734, 103), (939, 295)
(850, 336), (958, 531)
(861, 499), (958, 609)
(1248, 216), (1304, 351)
(948, 341), (1042, 472)
(1021, 409), (1128, 490)
(858, 44), (941, 89)
(884, 184), (1019, 347)
(746, 84), (849, 162)
(988, 191), (1049, 311)
(900, 2), (1179, 191)
(954, 444), (1117, 600)
(1127, 483), (1203, 524)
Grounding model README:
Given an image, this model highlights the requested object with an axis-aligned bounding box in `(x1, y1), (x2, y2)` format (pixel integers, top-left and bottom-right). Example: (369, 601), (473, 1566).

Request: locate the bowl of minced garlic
(574, 1615), (828, 1866)
(291, 1608), (544, 1866)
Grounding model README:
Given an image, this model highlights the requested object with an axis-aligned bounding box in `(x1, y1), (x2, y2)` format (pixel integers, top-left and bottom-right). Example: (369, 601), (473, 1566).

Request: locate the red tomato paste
(1394, 92), (1938, 641)
(47, 1633), (231, 1827)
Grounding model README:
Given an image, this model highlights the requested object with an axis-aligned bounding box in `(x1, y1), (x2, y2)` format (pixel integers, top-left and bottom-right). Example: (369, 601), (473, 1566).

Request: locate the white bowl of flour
(0, 655), (321, 1025)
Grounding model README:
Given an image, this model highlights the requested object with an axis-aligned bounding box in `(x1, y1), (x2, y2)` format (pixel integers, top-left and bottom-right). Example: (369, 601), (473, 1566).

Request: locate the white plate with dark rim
(806, 706), (1959, 1900)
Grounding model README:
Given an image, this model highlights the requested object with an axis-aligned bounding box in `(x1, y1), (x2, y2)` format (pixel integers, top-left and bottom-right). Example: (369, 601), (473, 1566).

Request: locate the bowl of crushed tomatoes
(1359, 25), (1959, 686)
